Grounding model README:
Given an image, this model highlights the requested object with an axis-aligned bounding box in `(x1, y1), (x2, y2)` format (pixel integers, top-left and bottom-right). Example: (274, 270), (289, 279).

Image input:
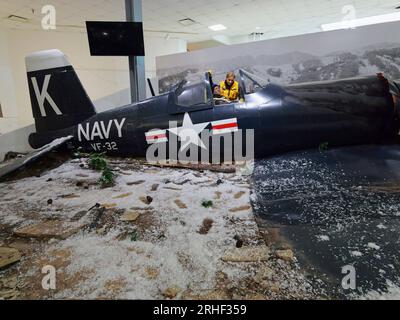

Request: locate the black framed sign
(86, 21), (145, 56)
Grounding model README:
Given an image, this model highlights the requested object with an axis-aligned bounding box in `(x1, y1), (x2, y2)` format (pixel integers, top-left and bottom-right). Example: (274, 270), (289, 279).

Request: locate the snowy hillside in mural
(157, 42), (400, 93)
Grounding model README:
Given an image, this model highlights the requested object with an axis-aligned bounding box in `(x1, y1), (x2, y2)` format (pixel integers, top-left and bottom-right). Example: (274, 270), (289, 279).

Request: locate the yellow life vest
(220, 80), (239, 101)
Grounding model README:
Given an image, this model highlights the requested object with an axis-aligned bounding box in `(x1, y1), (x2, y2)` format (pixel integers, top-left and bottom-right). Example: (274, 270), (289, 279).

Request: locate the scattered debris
(88, 207), (106, 230)
(96, 226), (108, 235)
(0, 287), (20, 300)
(275, 249), (295, 262)
(145, 267), (160, 280)
(174, 199), (187, 209)
(174, 179), (191, 186)
(130, 206), (153, 211)
(103, 278), (127, 297)
(199, 218), (214, 235)
(0, 247), (21, 268)
(70, 211), (88, 222)
(268, 283), (281, 293)
(139, 196), (153, 205)
(316, 235), (330, 242)
(163, 186), (182, 191)
(127, 180), (145, 186)
(229, 205), (251, 213)
(75, 173), (89, 178)
(234, 235), (244, 248)
(101, 203), (117, 209)
(350, 251), (363, 257)
(4, 151), (26, 161)
(163, 286), (181, 299)
(14, 221), (82, 240)
(254, 266), (274, 283)
(234, 191), (246, 199)
(112, 192), (133, 199)
(222, 247), (270, 262)
(60, 193), (80, 199)
(87, 203), (100, 211)
(368, 243), (381, 250)
(151, 184), (159, 191)
(120, 211), (140, 222)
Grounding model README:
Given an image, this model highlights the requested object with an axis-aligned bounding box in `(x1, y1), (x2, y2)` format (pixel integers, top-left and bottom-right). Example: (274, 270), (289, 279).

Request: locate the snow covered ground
(0, 156), (320, 300)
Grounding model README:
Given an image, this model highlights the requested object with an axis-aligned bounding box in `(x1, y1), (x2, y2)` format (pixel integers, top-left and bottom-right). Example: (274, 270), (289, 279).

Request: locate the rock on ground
(0, 247), (21, 268)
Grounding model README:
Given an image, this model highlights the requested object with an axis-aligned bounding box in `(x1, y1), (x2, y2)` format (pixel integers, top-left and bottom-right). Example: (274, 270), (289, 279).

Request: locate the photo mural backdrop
(156, 21), (400, 93)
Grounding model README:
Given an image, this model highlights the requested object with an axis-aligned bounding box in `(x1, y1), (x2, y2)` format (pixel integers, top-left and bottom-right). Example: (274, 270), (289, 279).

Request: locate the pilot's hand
(213, 97), (231, 104)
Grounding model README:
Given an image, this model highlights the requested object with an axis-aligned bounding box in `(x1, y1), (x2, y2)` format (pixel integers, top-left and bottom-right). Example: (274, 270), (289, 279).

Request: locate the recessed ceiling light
(255, 26), (261, 30)
(321, 12), (400, 31)
(208, 24), (227, 31)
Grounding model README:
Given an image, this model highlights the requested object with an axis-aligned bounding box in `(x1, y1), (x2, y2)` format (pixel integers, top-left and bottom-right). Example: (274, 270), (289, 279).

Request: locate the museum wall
(0, 28), (18, 134)
(145, 36), (187, 79)
(0, 27), (187, 136)
(4, 28), (130, 130)
(0, 124), (35, 161)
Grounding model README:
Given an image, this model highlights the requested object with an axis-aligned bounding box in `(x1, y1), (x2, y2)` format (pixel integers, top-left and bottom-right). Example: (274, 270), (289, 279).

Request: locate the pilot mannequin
(220, 72), (240, 102)
(208, 71), (243, 104)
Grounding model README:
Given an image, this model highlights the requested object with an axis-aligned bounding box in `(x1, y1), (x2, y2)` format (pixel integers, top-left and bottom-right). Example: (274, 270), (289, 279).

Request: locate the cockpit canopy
(238, 69), (270, 95)
(174, 79), (212, 107)
(171, 69), (270, 107)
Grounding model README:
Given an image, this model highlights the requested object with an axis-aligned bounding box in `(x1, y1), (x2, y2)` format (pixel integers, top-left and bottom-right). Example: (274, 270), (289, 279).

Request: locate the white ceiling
(0, 0), (399, 43)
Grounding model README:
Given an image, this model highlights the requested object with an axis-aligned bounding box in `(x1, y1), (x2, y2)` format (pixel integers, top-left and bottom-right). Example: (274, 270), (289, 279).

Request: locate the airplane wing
(0, 136), (73, 180)
(251, 144), (400, 298)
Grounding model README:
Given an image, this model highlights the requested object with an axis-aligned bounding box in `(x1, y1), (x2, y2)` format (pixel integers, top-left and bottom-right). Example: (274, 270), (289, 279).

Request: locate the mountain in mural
(158, 43), (400, 93)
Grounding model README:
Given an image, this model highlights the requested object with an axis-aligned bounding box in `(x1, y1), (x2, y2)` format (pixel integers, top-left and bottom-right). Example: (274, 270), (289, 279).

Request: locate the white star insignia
(168, 113), (209, 151)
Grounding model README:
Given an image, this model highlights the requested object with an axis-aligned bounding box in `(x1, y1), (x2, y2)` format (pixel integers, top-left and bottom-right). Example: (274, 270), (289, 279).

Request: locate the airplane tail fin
(25, 50), (96, 134)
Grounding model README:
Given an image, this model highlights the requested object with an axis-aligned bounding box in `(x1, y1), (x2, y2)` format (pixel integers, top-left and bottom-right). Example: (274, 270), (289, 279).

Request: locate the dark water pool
(251, 145), (400, 299)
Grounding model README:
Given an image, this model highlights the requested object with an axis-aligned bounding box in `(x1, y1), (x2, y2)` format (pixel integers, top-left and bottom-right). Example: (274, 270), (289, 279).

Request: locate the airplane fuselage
(28, 75), (400, 162)
(71, 77), (399, 160)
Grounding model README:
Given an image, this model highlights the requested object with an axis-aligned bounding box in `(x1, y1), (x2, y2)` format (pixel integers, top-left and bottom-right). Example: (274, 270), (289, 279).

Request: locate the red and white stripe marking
(211, 118), (238, 135)
(145, 129), (168, 144)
